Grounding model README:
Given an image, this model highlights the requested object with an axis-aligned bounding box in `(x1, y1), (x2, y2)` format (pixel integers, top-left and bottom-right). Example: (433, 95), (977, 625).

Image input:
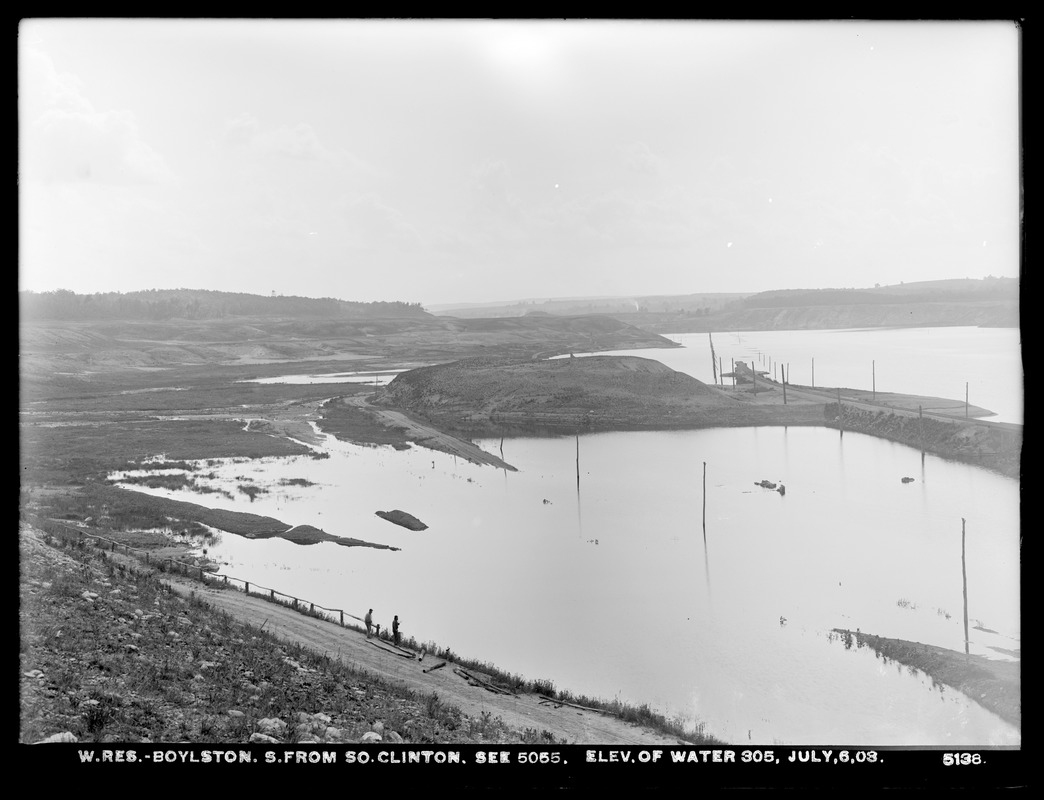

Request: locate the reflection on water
(113, 425), (1020, 745)
(239, 369), (409, 386)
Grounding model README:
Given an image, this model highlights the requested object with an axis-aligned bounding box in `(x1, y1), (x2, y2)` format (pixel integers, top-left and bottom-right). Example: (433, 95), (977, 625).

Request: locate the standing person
(392, 615), (400, 646)
(365, 608), (373, 639)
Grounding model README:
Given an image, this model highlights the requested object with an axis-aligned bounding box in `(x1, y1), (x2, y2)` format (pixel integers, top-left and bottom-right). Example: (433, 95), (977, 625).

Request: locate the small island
(375, 509), (429, 531)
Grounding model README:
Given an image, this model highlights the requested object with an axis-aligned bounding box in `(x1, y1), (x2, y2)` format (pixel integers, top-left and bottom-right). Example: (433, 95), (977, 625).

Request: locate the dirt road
(148, 562), (686, 745)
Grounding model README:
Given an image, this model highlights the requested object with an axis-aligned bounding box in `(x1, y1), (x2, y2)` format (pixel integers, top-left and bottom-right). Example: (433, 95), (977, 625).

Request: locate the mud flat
(73, 485), (396, 551)
(375, 509), (428, 531)
(320, 394), (517, 471)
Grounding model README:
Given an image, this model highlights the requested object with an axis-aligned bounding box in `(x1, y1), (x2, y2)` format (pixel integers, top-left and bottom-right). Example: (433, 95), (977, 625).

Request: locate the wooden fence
(28, 516), (369, 631)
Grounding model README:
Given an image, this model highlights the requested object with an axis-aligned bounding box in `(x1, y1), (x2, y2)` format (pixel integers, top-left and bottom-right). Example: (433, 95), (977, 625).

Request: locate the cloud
(543, 190), (695, 249)
(341, 194), (423, 250)
(20, 47), (175, 185)
(471, 158), (520, 217)
(219, 113), (368, 171)
(620, 141), (664, 176)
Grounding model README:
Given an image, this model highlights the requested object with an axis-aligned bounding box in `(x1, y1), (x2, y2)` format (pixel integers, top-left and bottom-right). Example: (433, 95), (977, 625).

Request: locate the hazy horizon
(19, 19), (1021, 306)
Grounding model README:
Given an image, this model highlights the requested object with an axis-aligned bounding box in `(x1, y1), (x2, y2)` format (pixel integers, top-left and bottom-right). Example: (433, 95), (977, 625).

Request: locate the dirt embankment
(832, 629), (1020, 730)
(823, 402), (1022, 479)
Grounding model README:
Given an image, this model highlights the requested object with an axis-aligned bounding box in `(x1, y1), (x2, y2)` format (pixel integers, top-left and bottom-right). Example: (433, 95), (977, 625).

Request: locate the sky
(18, 19), (1021, 306)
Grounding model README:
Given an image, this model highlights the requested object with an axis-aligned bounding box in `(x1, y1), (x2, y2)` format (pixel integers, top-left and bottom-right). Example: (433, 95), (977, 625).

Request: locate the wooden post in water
(837, 387), (843, 434)
(961, 518), (969, 656)
(709, 333), (718, 385)
(575, 433), (580, 492)
(918, 405), (925, 455)
(702, 461), (707, 534)
(782, 368), (787, 404)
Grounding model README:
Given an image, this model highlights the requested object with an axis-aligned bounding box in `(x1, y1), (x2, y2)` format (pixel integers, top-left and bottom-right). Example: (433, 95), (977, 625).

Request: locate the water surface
(114, 422), (1020, 745)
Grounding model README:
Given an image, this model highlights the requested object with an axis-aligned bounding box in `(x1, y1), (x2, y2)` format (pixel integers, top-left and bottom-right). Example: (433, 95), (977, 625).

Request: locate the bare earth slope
(380, 355), (735, 428)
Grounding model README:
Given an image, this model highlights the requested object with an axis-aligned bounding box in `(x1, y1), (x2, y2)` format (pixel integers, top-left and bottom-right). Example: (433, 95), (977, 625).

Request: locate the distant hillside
(730, 277), (1019, 309)
(19, 307), (675, 381)
(429, 278), (1019, 330)
(615, 278), (1020, 333)
(19, 289), (430, 322)
(430, 292), (749, 319)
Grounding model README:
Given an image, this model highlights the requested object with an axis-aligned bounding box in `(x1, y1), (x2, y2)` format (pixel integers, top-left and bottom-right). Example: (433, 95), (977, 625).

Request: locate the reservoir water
(112, 326), (1021, 745)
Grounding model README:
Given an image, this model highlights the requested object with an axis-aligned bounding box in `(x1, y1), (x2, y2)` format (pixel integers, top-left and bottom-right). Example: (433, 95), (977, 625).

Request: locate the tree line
(19, 289), (430, 321)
